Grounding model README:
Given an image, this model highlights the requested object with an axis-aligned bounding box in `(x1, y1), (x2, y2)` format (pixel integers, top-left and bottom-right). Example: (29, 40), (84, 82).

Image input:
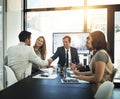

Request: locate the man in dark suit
(48, 36), (79, 68)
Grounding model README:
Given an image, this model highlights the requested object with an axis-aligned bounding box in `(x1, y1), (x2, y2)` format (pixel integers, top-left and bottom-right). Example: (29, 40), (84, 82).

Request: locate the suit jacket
(6, 42), (48, 81)
(51, 46), (79, 66)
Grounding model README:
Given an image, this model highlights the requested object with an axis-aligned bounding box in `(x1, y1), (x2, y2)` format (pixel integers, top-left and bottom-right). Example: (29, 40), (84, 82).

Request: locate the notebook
(61, 77), (89, 84)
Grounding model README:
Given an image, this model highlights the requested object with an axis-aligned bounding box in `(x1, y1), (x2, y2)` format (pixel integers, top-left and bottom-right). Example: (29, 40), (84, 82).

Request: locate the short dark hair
(18, 31), (31, 42)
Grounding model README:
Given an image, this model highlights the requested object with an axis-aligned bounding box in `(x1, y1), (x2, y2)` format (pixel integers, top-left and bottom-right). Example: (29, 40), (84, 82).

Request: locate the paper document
(32, 74), (57, 79)
(78, 79), (89, 83)
(61, 77), (89, 84)
(40, 68), (54, 75)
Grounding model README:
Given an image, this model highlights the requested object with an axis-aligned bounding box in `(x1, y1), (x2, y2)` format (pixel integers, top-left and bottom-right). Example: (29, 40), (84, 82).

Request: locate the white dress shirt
(7, 42), (48, 80)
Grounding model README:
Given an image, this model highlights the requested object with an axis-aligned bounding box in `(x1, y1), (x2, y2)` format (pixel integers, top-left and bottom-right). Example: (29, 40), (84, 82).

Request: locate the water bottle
(63, 66), (67, 79)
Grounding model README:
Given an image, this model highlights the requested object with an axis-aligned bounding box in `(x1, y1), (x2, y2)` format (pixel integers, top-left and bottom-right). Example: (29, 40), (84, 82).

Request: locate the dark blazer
(51, 46), (79, 66)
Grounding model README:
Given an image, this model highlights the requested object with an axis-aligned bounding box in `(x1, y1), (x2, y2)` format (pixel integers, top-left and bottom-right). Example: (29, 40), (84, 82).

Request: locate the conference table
(0, 70), (94, 99)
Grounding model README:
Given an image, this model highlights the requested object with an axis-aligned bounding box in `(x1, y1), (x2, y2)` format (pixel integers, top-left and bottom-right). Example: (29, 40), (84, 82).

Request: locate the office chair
(111, 68), (118, 82)
(4, 65), (18, 87)
(94, 81), (114, 99)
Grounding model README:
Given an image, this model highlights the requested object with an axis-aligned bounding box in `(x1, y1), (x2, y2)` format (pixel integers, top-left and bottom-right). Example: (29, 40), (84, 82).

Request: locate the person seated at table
(6, 31), (50, 81)
(70, 31), (114, 96)
(70, 37), (93, 72)
(32, 36), (55, 74)
(48, 35), (79, 72)
(32, 36), (47, 74)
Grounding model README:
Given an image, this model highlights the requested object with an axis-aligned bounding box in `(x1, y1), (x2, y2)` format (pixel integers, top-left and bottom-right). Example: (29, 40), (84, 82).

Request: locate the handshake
(47, 58), (55, 69)
(47, 58), (53, 65)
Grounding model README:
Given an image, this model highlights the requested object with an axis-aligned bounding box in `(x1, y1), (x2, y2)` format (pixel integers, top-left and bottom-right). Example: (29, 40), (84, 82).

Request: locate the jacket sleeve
(51, 47), (59, 60)
(71, 48), (80, 65)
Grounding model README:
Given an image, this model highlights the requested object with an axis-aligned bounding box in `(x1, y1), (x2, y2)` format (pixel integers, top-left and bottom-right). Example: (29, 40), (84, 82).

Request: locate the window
(27, 10), (84, 58)
(25, 0), (117, 63)
(0, 0), (3, 85)
(114, 11), (120, 71)
(27, 0), (84, 9)
(87, 0), (120, 6)
(87, 9), (107, 40)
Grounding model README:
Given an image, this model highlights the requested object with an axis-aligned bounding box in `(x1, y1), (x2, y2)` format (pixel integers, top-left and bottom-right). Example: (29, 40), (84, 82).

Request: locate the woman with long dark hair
(71, 31), (114, 95)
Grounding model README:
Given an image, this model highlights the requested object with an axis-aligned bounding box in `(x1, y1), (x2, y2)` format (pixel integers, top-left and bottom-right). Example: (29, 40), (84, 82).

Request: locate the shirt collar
(65, 47), (70, 52)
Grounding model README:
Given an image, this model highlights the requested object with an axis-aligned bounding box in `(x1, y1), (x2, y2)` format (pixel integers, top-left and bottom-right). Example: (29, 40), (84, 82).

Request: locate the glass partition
(0, 0), (3, 86)
(114, 11), (120, 78)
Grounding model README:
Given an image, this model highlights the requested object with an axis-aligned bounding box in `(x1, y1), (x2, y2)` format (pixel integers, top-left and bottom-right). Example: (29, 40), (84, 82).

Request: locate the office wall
(0, 0), (3, 85)
(5, 0), (22, 51)
(6, 12), (22, 48)
(1, 0), (23, 87)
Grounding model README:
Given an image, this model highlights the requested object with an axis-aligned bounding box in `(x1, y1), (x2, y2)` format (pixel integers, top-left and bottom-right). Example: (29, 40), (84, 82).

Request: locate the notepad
(32, 74), (57, 79)
(40, 68), (54, 75)
(61, 78), (79, 83)
(61, 77), (89, 84)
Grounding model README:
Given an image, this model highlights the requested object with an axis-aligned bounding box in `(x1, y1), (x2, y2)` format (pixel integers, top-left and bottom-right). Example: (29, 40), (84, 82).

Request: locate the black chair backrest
(111, 68), (118, 82)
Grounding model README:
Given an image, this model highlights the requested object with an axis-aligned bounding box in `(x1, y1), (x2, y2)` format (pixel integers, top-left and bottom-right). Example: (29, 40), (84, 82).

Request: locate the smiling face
(63, 37), (71, 49)
(35, 37), (44, 48)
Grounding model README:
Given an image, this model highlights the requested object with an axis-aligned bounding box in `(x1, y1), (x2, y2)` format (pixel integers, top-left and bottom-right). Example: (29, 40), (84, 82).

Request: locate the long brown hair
(90, 31), (111, 57)
(33, 36), (46, 60)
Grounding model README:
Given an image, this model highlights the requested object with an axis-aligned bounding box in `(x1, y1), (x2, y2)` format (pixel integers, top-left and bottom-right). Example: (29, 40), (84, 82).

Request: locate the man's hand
(49, 65), (56, 69)
(47, 58), (53, 65)
(70, 63), (76, 70)
(73, 70), (81, 75)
